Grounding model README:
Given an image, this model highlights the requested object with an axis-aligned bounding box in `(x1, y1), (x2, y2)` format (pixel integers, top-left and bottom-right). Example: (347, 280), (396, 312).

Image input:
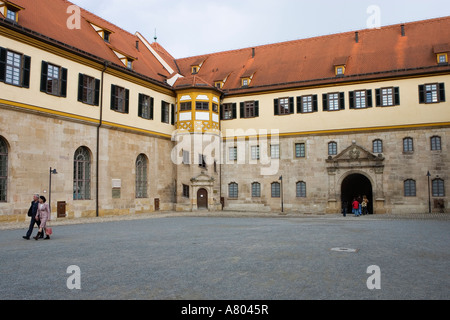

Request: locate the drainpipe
(96, 61), (109, 217)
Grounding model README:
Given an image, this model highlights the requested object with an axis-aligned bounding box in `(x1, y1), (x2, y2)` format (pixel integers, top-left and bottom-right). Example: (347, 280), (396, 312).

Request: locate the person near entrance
(342, 200), (348, 217)
(23, 194), (42, 240)
(352, 198), (360, 216)
(362, 195), (369, 215)
(33, 196), (51, 240)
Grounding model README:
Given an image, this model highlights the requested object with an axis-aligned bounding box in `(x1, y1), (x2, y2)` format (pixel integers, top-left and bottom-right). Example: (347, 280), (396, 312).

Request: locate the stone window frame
(404, 179), (416, 197)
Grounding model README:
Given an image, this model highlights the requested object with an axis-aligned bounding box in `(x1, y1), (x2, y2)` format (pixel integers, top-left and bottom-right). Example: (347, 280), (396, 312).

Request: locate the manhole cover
(331, 247), (358, 253)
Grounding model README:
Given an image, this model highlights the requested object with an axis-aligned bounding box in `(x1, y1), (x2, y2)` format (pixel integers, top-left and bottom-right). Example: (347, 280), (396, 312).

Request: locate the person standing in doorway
(352, 198), (360, 216)
(342, 200), (348, 217)
(362, 195), (369, 215)
(23, 194), (42, 240)
(33, 196), (51, 240)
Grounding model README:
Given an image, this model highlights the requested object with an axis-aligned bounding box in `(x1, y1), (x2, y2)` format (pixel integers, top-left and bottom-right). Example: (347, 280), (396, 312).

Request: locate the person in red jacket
(352, 198), (360, 216)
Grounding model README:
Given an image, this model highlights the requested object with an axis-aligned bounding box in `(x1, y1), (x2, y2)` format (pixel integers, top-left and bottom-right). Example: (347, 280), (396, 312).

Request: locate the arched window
(404, 180), (416, 197)
(403, 137), (414, 152)
(73, 147), (91, 200)
(251, 182), (261, 198)
(432, 179), (445, 197)
(296, 181), (307, 198)
(271, 182), (281, 198)
(0, 137), (8, 202)
(228, 183), (238, 198)
(328, 142), (337, 156)
(136, 154), (148, 199)
(373, 139), (383, 154)
(431, 136), (442, 151)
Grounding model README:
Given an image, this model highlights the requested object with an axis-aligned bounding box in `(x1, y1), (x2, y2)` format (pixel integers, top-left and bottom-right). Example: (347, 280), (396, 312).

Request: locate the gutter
(96, 61), (109, 217)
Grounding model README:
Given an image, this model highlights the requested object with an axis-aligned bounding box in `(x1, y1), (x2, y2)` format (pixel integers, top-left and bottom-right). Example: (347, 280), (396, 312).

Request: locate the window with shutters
(419, 83), (445, 104)
(222, 103), (236, 120)
(111, 85), (129, 113)
(323, 92), (345, 111)
(78, 74), (100, 106)
(376, 87), (400, 107)
(242, 101), (258, 118)
(349, 90), (372, 109)
(279, 98), (290, 115)
(161, 101), (170, 123)
(40, 62), (67, 97)
(0, 48), (31, 88)
(301, 96), (313, 113)
(138, 94), (154, 120)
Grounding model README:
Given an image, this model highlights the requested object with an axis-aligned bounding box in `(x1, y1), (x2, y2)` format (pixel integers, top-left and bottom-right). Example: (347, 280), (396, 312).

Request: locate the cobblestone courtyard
(0, 212), (449, 301)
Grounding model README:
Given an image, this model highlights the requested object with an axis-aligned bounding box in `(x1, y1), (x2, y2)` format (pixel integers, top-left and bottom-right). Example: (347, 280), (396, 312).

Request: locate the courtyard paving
(0, 211), (449, 303)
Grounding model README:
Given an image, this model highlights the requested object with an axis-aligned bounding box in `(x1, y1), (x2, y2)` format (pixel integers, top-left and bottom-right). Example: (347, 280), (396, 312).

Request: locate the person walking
(23, 194), (42, 240)
(33, 196), (51, 240)
(342, 200), (348, 217)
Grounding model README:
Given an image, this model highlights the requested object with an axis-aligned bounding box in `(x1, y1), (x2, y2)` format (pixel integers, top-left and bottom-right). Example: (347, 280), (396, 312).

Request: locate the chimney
(136, 40), (139, 50)
(401, 24), (405, 37)
(355, 32), (359, 43)
(252, 48), (255, 58)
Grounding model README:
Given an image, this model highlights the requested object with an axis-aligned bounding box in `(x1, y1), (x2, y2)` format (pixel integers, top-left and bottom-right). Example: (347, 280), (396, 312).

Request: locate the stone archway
(341, 173), (373, 214)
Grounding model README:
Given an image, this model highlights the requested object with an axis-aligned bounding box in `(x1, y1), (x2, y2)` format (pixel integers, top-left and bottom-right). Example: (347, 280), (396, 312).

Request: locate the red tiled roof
(175, 16), (450, 94)
(9, 0), (173, 84)
(173, 74), (216, 90)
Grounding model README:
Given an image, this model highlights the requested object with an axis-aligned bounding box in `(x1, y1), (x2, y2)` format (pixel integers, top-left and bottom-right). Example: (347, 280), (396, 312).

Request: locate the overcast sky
(71, 0), (450, 59)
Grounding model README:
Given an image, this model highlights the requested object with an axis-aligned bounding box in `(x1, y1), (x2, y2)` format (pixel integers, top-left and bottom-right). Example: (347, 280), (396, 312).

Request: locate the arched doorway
(197, 188), (208, 209)
(341, 173), (373, 214)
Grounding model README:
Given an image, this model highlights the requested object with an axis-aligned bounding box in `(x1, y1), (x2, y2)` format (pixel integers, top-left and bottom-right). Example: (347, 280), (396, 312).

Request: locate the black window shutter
(124, 89), (130, 114)
(418, 85), (425, 104)
(240, 102), (245, 118)
(322, 94), (328, 111)
(40, 61), (48, 93)
(220, 104), (224, 120)
(77, 74), (84, 102)
(254, 101), (259, 117)
(94, 79), (100, 106)
(339, 92), (345, 110)
(297, 97), (302, 113)
(313, 95), (318, 112)
(394, 87), (400, 105)
(349, 91), (355, 109)
(367, 90), (373, 108)
(22, 55), (31, 88)
(0, 47), (6, 82)
(138, 93), (143, 117)
(274, 99), (279, 115)
(171, 104), (175, 125)
(232, 103), (237, 119)
(289, 97), (294, 114)
(150, 97), (154, 120)
(60, 67), (68, 97)
(111, 85), (116, 110)
(375, 89), (381, 107)
(439, 83), (445, 102)
(161, 101), (165, 123)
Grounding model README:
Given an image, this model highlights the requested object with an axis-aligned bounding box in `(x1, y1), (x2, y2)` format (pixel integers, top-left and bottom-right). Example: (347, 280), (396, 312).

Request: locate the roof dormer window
(437, 53), (448, 64)
(242, 78), (250, 87)
(433, 44), (449, 65)
(1, 1), (24, 23)
(335, 66), (345, 76)
(103, 30), (111, 43)
(215, 81), (223, 89)
(89, 22), (114, 43)
(111, 48), (136, 70)
(191, 66), (199, 75)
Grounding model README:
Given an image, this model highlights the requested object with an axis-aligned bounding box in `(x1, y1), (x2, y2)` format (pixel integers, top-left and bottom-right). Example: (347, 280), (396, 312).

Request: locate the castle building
(0, 0), (449, 222)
